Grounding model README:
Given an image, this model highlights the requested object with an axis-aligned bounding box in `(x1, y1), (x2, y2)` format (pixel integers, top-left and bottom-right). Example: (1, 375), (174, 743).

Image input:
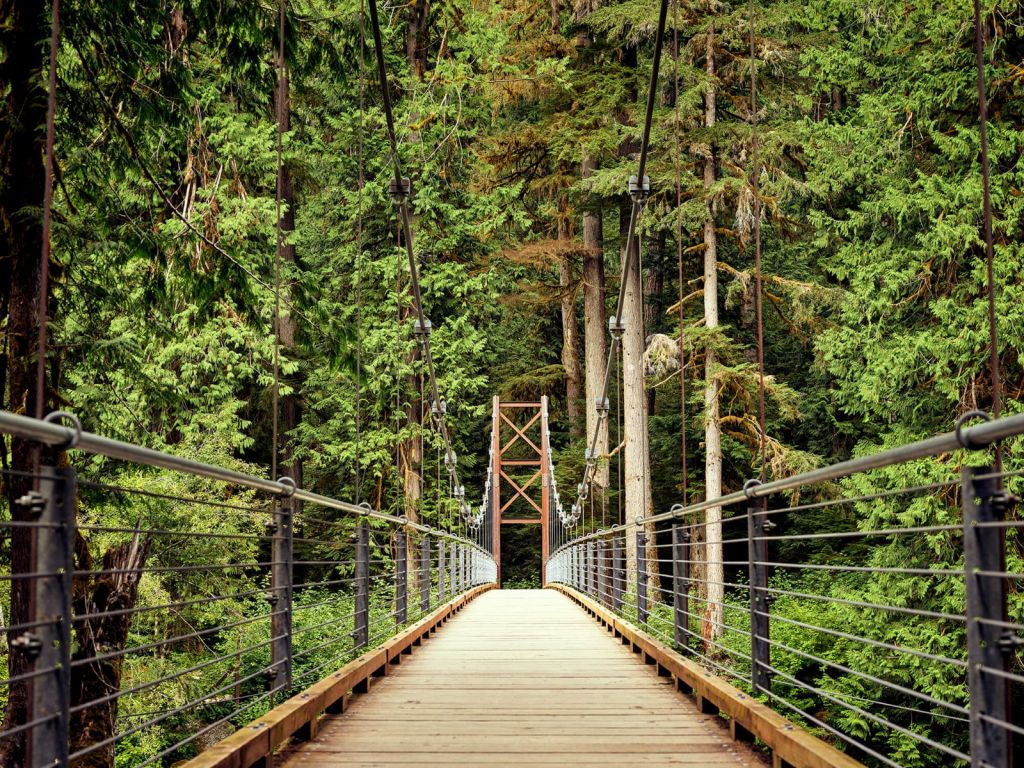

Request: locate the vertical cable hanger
(271, 0), (287, 482)
(354, 0), (366, 504)
(749, 0), (767, 482)
(972, 0), (1002, 471)
(672, 0), (687, 505)
(36, 0), (61, 423)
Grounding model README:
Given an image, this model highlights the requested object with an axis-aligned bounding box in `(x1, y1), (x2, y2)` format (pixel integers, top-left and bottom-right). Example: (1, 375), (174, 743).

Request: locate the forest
(1, 0), (1023, 766)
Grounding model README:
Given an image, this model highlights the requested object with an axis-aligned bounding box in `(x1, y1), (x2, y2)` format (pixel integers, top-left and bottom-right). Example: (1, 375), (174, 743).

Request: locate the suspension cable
(749, 0), (766, 482)
(354, 0), (366, 504)
(565, 0), (671, 524)
(271, 0), (287, 481)
(973, 0), (1002, 471)
(36, 0), (60, 421)
(672, 0), (687, 505)
(366, 0), (472, 527)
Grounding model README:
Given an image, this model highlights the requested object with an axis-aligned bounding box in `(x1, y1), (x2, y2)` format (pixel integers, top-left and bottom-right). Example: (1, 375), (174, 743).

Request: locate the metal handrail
(0, 409), (486, 549)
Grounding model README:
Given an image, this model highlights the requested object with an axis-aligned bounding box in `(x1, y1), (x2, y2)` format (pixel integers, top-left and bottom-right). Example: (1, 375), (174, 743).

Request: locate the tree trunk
(581, 156), (609, 518)
(701, 24), (724, 645)
(406, 0), (430, 80)
(622, 225), (655, 591)
(69, 534), (151, 767)
(558, 209), (583, 437)
(0, 3), (52, 763)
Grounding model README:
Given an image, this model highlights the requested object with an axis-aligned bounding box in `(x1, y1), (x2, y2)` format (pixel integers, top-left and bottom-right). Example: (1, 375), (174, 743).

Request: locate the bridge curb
(183, 583), (497, 768)
(549, 584), (866, 768)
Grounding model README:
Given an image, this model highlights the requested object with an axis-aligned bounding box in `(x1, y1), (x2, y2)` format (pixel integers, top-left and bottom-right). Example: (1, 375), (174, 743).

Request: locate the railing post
(636, 531), (648, 624)
(747, 488), (771, 695)
(672, 525), (690, 651)
(963, 464), (1012, 768)
(596, 539), (607, 606)
(438, 539), (446, 602)
(612, 536), (624, 612)
(354, 521), (369, 650)
(271, 494), (294, 690)
(395, 529), (408, 626)
(27, 466), (75, 768)
(420, 537), (431, 613)
(586, 541), (595, 597)
(449, 541), (457, 596)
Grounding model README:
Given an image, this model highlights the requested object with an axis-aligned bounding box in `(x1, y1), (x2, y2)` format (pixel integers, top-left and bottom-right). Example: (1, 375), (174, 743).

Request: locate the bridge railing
(547, 412), (1024, 768)
(0, 410), (496, 768)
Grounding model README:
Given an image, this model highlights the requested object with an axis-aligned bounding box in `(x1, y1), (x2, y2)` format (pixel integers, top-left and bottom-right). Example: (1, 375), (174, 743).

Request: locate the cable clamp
(608, 315), (626, 339)
(43, 410), (82, 449)
(16, 491), (46, 518)
(389, 176), (412, 203)
(414, 317), (432, 338)
(628, 174), (651, 202)
(743, 478), (762, 499)
(954, 409), (991, 450)
(276, 476), (297, 497)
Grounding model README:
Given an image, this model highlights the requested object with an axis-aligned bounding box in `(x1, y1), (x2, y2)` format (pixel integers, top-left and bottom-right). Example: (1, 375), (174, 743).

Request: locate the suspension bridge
(2, 0), (1021, 764)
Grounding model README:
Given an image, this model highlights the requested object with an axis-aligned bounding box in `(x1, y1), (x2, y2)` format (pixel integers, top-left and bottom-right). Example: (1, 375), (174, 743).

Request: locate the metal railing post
(354, 522), (369, 650)
(586, 541), (595, 597)
(962, 464), (1012, 767)
(672, 525), (689, 651)
(636, 531), (648, 624)
(395, 529), (408, 626)
(27, 466), (75, 768)
(449, 541), (457, 596)
(596, 539), (607, 606)
(747, 491), (771, 695)
(420, 537), (431, 613)
(612, 536), (624, 612)
(271, 494), (293, 691)
(438, 539), (446, 603)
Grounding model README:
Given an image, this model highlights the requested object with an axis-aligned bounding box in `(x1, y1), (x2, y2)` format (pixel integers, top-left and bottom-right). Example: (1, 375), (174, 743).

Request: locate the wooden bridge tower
(489, 396), (550, 585)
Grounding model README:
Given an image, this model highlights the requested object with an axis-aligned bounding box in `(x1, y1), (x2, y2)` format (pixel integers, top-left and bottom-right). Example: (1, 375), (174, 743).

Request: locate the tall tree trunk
(0, 3), (52, 763)
(558, 208), (583, 437)
(622, 230), (655, 589)
(581, 156), (609, 518)
(701, 23), (724, 645)
(406, 0), (430, 80)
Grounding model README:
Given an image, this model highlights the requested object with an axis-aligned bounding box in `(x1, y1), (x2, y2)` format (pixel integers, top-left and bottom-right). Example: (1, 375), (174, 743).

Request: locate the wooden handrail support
(549, 584), (865, 768)
(185, 583), (496, 768)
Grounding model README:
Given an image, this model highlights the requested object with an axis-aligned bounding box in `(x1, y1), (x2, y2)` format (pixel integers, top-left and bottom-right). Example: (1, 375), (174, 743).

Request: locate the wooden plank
(182, 584), (495, 768)
(278, 589), (758, 768)
(551, 583), (866, 768)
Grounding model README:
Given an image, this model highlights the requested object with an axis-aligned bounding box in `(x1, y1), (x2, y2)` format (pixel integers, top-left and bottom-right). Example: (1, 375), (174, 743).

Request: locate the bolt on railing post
(29, 466), (75, 768)
(271, 495), (293, 691)
(747, 491), (771, 696)
(437, 539), (446, 603)
(612, 536), (624, 611)
(420, 537), (431, 613)
(962, 464), (1012, 767)
(636, 531), (649, 624)
(354, 521), (369, 650)
(672, 525), (689, 651)
(395, 529), (408, 626)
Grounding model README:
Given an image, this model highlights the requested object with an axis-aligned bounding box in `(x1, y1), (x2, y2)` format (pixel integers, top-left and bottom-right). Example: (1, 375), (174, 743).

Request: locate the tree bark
(558, 209), (583, 437)
(406, 0), (430, 80)
(0, 3), (52, 763)
(701, 24), (724, 645)
(581, 156), (609, 516)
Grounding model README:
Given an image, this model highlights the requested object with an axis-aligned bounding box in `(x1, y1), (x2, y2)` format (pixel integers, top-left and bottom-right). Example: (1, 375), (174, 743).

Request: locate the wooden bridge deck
(279, 589), (755, 767)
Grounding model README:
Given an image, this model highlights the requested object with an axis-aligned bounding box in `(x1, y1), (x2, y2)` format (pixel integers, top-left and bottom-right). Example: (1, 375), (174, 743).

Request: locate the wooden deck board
(278, 590), (755, 767)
